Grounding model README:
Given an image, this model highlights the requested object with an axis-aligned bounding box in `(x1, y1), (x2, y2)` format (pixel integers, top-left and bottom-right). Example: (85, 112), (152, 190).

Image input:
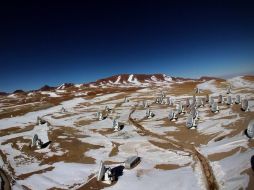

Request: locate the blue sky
(0, 0), (254, 92)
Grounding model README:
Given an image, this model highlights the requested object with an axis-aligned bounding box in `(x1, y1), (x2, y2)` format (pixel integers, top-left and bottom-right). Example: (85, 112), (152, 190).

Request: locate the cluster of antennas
(207, 94), (249, 112)
(185, 106), (199, 129)
(155, 96), (165, 104)
(217, 94), (248, 110)
(155, 91), (166, 104)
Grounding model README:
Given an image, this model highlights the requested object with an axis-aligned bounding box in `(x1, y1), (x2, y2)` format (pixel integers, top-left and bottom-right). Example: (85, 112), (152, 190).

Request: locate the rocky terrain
(0, 74), (254, 190)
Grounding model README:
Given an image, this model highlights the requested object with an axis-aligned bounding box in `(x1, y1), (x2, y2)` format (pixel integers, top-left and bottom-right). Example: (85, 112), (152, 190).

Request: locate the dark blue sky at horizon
(0, 0), (254, 92)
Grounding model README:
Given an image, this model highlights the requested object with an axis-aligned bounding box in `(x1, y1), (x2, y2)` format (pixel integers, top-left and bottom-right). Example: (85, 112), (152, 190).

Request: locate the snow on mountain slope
(114, 76), (121, 84)
(128, 74), (134, 82)
(90, 74), (175, 87)
(228, 76), (254, 89)
(151, 75), (158, 81)
(163, 74), (173, 82)
(40, 91), (60, 97)
(197, 80), (219, 93)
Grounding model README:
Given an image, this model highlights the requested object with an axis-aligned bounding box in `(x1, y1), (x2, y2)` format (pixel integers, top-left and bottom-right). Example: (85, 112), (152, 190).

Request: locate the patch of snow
(151, 76), (158, 82)
(128, 74), (134, 82)
(212, 150), (253, 189)
(197, 80), (218, 93)
(16, 162), (97, 190)
(105, 166), (202, 190)
(57, 84), (65, 90)
(75, 92), (87, 96)
(75, 84), (83, 88)
(27, 92), (34, 96)
(163, 74), (173, 82)
(200, 135), (249, 156)
(40, 91), (60, 97)
(114, 76), (121, 84)
(56, 89), (66, 93)
(7, 94), (17, 98)
(228, 76), (254, 89)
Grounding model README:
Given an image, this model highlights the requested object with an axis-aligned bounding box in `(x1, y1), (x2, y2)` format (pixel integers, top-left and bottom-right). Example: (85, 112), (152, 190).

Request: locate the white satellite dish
(196, 98), (204, 108)
(226, 96), (232, 105)
(235, 95), (241, 104)
(60, 107), (66, 113)
(97, 112), (103, 120)
(97, 161), (106, 181)
(113, 119), (120, 131)
(32, 134), (39, 147)
(211, 102), (219, 113)
(190, 107), (199, 120)
(241, 99), (249, 111)
(246, 120), (254, 138)
(176, 102), (185, 115)
(168, 109), (177, 121)
(146, 108), (154, 118)
(186, 114), (197, 129)
(209, 97), (214, 107)
(105, 105), (112, 112)
(167, 97), (174, 105)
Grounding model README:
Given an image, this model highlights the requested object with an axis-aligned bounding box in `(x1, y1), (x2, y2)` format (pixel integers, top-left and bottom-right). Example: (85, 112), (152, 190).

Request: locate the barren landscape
(0, 74), (254, 190)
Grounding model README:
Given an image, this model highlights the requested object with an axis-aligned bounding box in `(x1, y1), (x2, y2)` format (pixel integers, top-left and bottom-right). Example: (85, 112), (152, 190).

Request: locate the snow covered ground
(0, 76), (253, 189)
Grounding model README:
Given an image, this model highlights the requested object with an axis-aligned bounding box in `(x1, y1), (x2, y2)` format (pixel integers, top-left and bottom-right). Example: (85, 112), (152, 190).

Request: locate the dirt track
(129, 108), (219, 190)
(0, 168), (11, 190)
